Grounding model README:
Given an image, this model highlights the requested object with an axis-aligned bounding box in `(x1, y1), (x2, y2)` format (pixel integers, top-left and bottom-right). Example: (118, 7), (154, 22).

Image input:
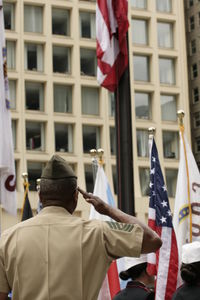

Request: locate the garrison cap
(41, 155), (77, 179)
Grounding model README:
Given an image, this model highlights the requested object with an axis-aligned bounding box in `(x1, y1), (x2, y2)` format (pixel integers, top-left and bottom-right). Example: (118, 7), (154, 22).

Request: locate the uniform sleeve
(101, 221), (144, 260)
(0, 239), (10, 293)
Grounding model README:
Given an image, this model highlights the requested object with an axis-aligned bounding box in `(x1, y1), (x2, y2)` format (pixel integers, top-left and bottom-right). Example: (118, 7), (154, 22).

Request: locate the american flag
(147, 138), (179, 300)
(96, 0), (129, 92)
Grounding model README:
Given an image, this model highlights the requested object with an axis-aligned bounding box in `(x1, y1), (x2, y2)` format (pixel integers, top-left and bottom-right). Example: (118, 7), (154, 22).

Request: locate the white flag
(90, 165), (121, 300)
(0, 2), (16, 215)
(173, 131), (200, 259)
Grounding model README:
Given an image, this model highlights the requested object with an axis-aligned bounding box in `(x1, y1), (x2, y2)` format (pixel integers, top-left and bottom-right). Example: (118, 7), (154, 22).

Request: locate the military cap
(182, 241), (200, 264)
(41, 155), (77, 179)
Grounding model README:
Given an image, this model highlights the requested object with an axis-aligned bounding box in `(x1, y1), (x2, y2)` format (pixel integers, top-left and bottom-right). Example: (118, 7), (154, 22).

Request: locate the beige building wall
(184, 0), (200, 166)
(2, 0), (190, 231)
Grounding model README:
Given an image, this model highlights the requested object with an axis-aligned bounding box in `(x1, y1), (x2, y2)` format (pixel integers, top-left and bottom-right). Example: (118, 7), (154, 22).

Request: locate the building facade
(184, 0), (200, 167)
(2, 0), (190, 231)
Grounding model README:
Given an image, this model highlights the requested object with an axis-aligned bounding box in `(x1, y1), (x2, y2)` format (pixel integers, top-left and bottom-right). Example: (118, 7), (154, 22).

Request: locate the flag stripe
(107, 261), (120, 299)
(165, 230), (179, 299)
(96, 0), (129, 91)
(156, 227), (172, 300)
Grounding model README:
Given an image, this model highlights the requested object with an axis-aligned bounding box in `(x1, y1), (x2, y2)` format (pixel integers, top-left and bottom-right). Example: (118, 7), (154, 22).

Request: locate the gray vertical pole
(90, 149), (98, 184)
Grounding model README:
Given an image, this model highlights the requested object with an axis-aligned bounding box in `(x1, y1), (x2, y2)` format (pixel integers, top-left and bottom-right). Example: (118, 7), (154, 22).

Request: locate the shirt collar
(38, 206), (72, 216)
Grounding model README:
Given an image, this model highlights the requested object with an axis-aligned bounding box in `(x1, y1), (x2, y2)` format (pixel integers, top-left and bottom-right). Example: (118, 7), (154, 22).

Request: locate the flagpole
(148, 127), (156, 156)
(114, 39), (134, 215)
(90, 149), (98, 184)
(21, 172), (28, 220)
(177, 110), (193, 243)
(97, 148), (104, 167)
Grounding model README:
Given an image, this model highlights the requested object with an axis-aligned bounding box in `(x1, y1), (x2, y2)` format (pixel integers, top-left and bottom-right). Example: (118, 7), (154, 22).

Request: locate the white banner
(0, 3), (16, 215)
(173, 132), (200, 259)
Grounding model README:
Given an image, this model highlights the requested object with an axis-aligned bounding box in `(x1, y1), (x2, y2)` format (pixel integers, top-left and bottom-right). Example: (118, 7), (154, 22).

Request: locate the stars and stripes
(96, 0), (129, 91)
(147, 138), (179, 300)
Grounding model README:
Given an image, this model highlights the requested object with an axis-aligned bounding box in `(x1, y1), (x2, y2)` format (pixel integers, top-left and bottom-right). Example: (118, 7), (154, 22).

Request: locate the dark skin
(77, 187), (162, 254)
(0, 186), (161, 299)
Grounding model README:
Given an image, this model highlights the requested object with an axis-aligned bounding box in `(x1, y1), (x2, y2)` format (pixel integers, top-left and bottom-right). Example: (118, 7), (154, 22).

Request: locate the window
(193, 87), (199, 103)
(84, 164), (94, 193)
(139, 168), (150, 196)
(53, 46), (70, 74)
(52, 8), (70, 36)
(109, 92), (115, 117)
(54, 123), (73, 152)
(26, 121), (45, 151)
(11, 120), (16, 150)
(190, 16), (195, 31)
(192, 63), (198, 79)
(194, 112), (200, 128)
(165, 169), (178, 197)
(156, 0), (172, 12)
(110, 127), (116, 155)
(80, 48), (97, 76)
(81, 87), (99, 115)
(82, 125), (100, 153)
(4, 2), (15, 30)
(137, 130), (149, 157)
(9, 80), (16, 109)
(135, 92), (151, 120)
(160, 95), (177, 122)
(163, 131), (179, 159)
(191, 39), (196, 54)
(27, 161), (45, 191)
(80, 11), (96, 39)
(24, 5), (43, 33)
(157, 22), (173, 48)
(189, 0), (194, 7)
(159, 58), (175, 85)
(112, 165), (117, 194)
(133, 55), (150, 82)
(25, 82), (44, 111)
(24, 43), (43, 72)
(6, 40), (16, 69)
(131, 19), (148, 45)
(195, 137), (200, 152)
(131, 0), (146, 9)
(54, 85), (72, 113)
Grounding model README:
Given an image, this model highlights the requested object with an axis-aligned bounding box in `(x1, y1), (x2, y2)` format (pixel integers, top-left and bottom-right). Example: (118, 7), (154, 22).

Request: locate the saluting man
(0, 155), (162, 300)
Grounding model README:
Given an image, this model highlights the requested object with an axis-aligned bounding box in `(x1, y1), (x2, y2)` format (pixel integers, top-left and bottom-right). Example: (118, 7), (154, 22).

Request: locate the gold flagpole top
(22, 173), (28, 183)
(90, 149), (97, 158)
(177, 110), (185, 128)
(36, 178), (41, 191)
(97, 148), (104, 165)
(148, 127), (156, 138)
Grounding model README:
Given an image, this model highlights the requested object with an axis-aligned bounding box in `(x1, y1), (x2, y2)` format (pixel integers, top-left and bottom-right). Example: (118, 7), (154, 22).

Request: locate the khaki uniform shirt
(0, 206), (144, 300)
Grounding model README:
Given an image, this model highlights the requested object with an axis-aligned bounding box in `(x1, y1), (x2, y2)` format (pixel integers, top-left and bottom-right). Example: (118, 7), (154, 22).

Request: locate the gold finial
(148, 127), (156, 139)
(97, 148), (104, 165)
(36, 178), (41, 191)
(90, 149), (97, 157)
(22, 172), (28, 182)
(177, 110), (185, 127)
